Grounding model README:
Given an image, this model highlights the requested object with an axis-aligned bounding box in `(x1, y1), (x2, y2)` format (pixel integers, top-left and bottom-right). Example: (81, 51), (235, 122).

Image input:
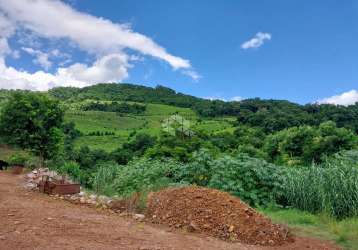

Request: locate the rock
(80, 197), (86, 204)
(98, 195), (110, 205)
(188, 221), (199, 232)
(89, 194), (97, 200)
(133, 214), (145, 221)
(79, 191), (85, 197)
(229, 225), (235, 232)
(0, 235), (6, 240)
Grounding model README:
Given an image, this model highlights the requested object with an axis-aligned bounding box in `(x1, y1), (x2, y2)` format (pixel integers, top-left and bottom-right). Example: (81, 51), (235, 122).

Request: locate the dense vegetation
(0, 92), (64, 165)
(1, 83), (358, 224)
(81, 101), (146, 114)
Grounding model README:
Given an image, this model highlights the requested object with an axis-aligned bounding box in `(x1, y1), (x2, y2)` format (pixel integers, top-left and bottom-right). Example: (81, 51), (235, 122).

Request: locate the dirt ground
(0, 172), (340, 250)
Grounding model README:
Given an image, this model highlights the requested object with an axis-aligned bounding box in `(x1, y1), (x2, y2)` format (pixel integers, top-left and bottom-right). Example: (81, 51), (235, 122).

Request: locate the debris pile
(24, 168), (113, 208)
(146, 186), (292, 246)
(24, 168), (70, 191)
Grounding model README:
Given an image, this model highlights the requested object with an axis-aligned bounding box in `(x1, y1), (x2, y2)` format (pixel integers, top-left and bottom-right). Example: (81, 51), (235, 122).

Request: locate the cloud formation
(0, 0), (198, 90)
(317, 90), (358, 106)
(241, 32), (272, 50)
(0, 53), (130, 91)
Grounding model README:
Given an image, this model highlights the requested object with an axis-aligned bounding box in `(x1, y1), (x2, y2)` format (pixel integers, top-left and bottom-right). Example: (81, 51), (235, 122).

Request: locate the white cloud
(11, 49), (20, 59)
(0, 0), (199, 90)
(231, 96), (242, 101)
(0, 13), (15, 56)
(22, 47), (52, 70)
(182, 70), (201, 82)
(241, 32), (271, 50)
(0, 53), (130, 91)
(0, 0), (191, 69)
(203, 96), (227, 101)
(317, 90), (358, 106)
(203, 95), (243, 102)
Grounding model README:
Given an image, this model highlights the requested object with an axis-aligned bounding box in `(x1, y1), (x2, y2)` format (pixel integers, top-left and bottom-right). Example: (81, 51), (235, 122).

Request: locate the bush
(8, 152), (31, 166)
(208, 154), (285, 207)
(281, 156), (358, 219)
(113, 158), (182, 197)
(176, 150), (284, 206)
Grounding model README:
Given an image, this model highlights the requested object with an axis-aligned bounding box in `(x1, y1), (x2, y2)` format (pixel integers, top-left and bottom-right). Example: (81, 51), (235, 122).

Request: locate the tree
(0, 92), (64, 165)
(264, 121), (357, 165)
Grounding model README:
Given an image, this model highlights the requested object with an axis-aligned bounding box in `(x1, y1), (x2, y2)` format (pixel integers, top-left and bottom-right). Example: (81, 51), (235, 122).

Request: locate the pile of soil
(146, 186), (292, 246)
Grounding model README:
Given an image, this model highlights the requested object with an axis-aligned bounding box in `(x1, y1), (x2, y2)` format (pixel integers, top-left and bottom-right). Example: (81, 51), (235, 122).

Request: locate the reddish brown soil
(0, 172), (340, 250)
(147, 187), (291, 246)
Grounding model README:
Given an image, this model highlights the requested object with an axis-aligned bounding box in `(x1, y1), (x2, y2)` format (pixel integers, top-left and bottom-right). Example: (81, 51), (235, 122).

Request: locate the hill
(1, 83), (358, 152)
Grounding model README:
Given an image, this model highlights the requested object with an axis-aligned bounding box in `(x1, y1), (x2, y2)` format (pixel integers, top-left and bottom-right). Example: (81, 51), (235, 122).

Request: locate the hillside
(1, 83), (358, 152)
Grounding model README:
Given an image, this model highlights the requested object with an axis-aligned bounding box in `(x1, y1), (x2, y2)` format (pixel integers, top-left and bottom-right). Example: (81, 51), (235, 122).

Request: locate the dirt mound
(146, 186), (292, 246)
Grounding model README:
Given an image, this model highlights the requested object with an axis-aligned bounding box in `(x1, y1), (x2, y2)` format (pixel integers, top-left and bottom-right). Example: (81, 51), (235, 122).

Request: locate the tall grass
(282, 155), (358, 219)
(92, 162), (119, 196)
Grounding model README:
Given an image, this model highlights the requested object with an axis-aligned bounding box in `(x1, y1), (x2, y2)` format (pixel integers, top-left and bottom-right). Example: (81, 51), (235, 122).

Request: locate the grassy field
(65, 100), (236, 151)
(263, 208), (358, 250)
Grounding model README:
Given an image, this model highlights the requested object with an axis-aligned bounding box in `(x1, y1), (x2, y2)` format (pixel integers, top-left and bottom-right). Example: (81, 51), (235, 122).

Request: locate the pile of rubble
(23, 168), (146, 222)
(24, 168), (112, 208)
(24, 168), (70, 191)
(147, 186), (292, 246)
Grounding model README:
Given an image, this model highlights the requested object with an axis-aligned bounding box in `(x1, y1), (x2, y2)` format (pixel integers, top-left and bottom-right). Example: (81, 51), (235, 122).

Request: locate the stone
(188, 221), (199, 232)
(0, 235), (6, 240)
(89, 194), (97, 200)
(133, 214), (145, 221)
(229, 225), (235, 232)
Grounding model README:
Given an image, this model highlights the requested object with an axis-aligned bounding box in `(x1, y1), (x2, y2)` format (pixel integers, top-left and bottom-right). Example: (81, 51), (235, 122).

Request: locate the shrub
(208, 154), (285, 207)
(8, 152), (31, 166)
(175, 150), (284, 206)
(51, 161), (82, 183)
(113, 158), (182, 197)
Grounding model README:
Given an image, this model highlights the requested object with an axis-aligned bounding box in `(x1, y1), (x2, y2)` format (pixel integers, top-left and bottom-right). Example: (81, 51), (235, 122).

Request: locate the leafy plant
(8, 152), (31, 166)
(113, 158), (182, 197)
(208, 154), (285, 206)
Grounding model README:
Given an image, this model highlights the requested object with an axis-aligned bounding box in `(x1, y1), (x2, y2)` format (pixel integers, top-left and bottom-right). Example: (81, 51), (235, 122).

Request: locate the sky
(0, 0), (357, 105)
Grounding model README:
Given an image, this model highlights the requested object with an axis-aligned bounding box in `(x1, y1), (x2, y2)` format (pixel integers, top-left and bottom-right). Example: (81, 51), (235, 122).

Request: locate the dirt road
(0, 172), (340, 250)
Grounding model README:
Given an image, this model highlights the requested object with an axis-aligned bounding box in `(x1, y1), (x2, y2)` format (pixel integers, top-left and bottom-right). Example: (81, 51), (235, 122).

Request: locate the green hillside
(64, 100), (234, 151)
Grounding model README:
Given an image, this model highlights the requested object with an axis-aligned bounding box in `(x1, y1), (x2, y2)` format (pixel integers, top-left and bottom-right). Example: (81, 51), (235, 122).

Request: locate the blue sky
(0, 0), (358, 105)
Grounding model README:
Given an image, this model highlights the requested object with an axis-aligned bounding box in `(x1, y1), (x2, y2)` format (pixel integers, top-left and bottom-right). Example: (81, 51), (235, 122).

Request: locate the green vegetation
(282, 152), (358, 219)
(1, 83), (358, 248)
(263, 208), (358, 250)
(81, 101), (146, 114)
(0, 92), (64, 165)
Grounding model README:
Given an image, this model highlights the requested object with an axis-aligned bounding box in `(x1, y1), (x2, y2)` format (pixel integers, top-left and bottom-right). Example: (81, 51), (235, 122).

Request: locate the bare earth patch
(0, 172), (340, 250)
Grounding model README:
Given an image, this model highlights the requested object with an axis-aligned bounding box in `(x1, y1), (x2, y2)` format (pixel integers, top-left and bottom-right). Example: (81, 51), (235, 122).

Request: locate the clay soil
(147, 187), (291, 246)
(0, 172), (340, 250)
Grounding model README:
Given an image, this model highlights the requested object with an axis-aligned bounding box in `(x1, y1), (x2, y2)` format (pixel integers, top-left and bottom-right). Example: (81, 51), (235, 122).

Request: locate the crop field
(64, 100), (235, 151)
